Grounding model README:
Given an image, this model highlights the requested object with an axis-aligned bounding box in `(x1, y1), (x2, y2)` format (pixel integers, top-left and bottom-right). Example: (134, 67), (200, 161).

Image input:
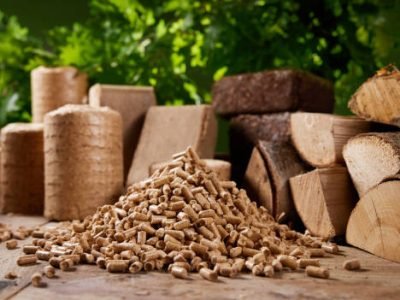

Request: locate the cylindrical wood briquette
(31, 66), (88, 122)
(0, 123), (44, 214)
(44, 105), (123, 221)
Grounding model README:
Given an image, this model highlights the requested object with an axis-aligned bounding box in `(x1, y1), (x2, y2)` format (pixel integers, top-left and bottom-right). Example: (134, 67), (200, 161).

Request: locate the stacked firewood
(213, 66), (400, 263)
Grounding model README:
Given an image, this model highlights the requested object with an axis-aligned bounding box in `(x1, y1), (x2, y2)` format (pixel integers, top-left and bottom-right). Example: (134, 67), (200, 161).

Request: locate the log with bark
(229, 113), (291, 182)
(290, 167), (357, 239)
(348, 65), (400, 127)
(343, 132), (400, 197)
(346, 179), (400, 263)
(290, 113), (371, 167)
(244, 141), (307, 222)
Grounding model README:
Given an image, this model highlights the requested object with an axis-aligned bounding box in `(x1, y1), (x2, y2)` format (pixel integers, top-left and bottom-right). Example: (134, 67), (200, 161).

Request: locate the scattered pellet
(298, 258), (320, 269)
(43, 265), (56, 278)
(305, 266), (330, 279)
(199, 268), (218, 281)
(263, 265), (275, 277)
(107, 260), (128, 273)
(31, 272), (43, 287)
(5, 272), (18, 279)
(278, 255), (298, 270)
(17, 255), (37, 266)
(343, 259), (361, 271)
(171, 266), (188, 279)
(23, 245), (40, 254)
(60, 258), (74, 271)
(322, 243), (339, 254)
(6, 239), (18, 250)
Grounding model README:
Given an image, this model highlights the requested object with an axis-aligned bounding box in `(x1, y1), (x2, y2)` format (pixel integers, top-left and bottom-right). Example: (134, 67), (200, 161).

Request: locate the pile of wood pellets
(8, 147), (358, 284)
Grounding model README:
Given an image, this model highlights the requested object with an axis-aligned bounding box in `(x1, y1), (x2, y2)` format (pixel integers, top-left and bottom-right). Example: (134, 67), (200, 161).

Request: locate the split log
(229, 113), (291, 182)
(244, 141), (307, 220)
(346, 180), (400, 263)
(348, 65), (400, 127)
(243, 147), (273, 214)
(290, 167), (357, 239)
(127, 105), (217, 185)
(89, 84), (156, 180)
(290, 113), (371, 167)
(343, 132), (400, 196)
(212, 69), (334, 116)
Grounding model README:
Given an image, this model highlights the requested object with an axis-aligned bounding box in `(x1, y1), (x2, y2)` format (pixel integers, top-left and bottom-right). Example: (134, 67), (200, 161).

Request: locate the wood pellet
(10, 147), (340, 282)
(343, 259), (361, 270)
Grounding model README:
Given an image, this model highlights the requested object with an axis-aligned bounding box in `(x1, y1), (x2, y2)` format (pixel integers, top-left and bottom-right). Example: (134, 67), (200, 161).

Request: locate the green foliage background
(1, 0), (400, 128)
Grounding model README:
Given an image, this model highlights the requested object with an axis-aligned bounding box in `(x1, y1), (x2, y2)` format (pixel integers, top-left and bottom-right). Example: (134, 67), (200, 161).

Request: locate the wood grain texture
(1, 215), (400, 300)
(243, 147), (274, 214)
(11, 246), (400, 300)
(346, 180), (400, 263)
(348, 68), (400, 127)
(291, 113), (371, 167)
(0, 215), (48, 300)
(229, 113), (291, 183)
(343, 132), (400, 196)
(259, 141), (307, 221)
(290, 167), (357, 239)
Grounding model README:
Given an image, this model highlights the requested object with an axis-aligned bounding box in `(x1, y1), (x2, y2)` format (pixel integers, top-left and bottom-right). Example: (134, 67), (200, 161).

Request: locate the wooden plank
(10, 245), (400, 300)
(0, 215), (48, 300)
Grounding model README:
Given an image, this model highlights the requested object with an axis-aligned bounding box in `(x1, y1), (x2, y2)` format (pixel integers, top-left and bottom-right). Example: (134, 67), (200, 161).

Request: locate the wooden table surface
(1, 214), (399, 300)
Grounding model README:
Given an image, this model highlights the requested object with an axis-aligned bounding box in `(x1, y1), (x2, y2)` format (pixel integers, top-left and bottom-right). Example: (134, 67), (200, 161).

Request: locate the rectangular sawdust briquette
(89, 84), (156, 180)
(127, 105), (217, 185)
(212, 69), (334, 116)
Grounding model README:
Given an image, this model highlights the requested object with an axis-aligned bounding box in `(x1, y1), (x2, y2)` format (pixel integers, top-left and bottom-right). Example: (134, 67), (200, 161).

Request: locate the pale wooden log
(346, 180), (400, 263)
(343, 132), (400, 196)
(89, 84), (156, 181)
(290, 113), (371, 167)
(243, 147), (273, 214)
(244, 141), (307, 220)
(290, 167), (357, 239)
(348, 66), (400, 127)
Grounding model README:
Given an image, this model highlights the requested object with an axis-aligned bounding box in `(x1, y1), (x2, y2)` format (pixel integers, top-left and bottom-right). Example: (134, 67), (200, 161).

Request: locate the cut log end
(348, 67), (400, 127)
(346, 180), (400, 263)
(290, 113), (371, 167)
(343, 132), (400, 196)
(290, 167), (356, 239)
